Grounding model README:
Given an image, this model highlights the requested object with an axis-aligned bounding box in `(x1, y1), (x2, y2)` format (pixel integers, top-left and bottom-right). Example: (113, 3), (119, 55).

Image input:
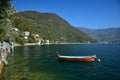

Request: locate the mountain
(78, 27), (120, 43)
(18, 11), (96, 43)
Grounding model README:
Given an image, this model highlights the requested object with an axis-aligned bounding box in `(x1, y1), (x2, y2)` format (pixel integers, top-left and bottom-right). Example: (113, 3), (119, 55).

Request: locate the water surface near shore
(3, 44), (120, 80)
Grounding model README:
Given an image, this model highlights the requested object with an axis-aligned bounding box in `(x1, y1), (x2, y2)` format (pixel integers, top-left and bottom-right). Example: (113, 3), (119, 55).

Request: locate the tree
(0, 0), (15, 41)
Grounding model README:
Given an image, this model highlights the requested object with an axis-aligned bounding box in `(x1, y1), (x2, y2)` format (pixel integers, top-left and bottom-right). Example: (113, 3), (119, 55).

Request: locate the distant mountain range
(18, 11), (96, 43)
(78, 27), (120, 43)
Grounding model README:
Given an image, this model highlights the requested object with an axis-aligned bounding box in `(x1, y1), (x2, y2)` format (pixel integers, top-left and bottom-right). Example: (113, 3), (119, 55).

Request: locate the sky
(13, 0), (120, 29)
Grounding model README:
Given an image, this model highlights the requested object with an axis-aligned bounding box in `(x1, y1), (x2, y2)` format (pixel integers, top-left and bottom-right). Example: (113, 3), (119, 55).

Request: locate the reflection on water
(23, 46), (29, 59)
(3, 44), (120, 80)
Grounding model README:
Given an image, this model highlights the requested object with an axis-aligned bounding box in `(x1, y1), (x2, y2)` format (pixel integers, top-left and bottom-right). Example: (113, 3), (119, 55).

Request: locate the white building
(24, 31), (30, 36)
(23, 31), (30, 39)
(33, 34), (39, 38)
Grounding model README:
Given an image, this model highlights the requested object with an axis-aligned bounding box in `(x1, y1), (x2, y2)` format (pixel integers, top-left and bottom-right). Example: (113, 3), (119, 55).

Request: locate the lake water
(3, 44), (120, 80)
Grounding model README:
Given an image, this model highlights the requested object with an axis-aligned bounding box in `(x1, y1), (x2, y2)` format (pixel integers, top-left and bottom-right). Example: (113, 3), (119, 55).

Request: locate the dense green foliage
(78, 27), (120, 42)
(19, 11), (96, 43)
(0, 0), (15, 41)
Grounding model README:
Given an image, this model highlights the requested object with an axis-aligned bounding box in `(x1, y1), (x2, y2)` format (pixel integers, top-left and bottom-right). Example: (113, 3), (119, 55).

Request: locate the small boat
(57, 54), (96, 62)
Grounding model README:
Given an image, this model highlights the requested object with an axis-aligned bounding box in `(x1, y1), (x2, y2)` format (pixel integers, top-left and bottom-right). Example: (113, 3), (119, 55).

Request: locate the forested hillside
(19, 11), (96, 43)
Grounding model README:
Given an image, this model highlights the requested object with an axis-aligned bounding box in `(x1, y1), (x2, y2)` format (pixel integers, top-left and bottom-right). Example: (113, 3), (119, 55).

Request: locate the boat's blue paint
(58, 55), (95, 58)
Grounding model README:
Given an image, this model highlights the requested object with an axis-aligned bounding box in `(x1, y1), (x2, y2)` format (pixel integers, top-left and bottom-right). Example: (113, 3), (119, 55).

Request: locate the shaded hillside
(12, 13), (36, 33)
(19, 11), (96, 43)
(78, 27), (120, 43)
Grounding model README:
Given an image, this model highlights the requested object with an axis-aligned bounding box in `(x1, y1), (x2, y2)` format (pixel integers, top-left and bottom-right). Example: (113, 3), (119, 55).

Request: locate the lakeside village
(14, 27), (50, 45)
(1, 27), (50, 46)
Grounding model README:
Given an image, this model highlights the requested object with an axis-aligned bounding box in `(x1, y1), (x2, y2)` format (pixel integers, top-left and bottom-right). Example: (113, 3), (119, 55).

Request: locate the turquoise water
(3, 44), (120, 80)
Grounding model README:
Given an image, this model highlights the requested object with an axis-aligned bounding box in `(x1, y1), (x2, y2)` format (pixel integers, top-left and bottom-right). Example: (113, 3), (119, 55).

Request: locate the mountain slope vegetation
(19, 11), (96, 43)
